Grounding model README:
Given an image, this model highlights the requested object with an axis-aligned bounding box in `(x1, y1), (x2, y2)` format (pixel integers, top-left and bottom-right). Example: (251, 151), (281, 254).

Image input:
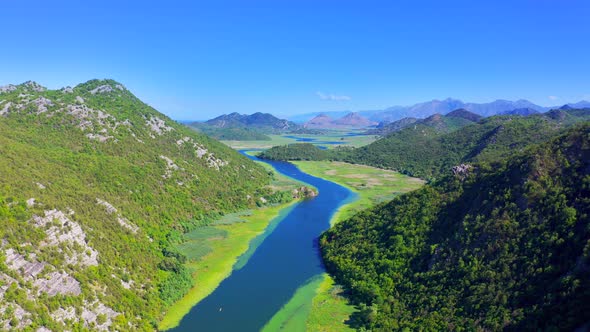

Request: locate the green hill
(0, 80), (275, 330)
(260, 110), (590, 180)
(351, 111), (590, 178)
(320, 124), (590, 331)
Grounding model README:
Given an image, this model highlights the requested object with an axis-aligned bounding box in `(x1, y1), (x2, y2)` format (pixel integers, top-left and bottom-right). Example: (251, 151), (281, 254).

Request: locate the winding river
(170, 153), (356, 331)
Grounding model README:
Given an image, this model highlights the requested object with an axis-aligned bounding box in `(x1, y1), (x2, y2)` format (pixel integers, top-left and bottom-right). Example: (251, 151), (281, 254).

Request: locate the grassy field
(222, 130), (378, 150)
(293, 161), (424, 223)
(261, 161), (424, 331)
(261, 275), (325, 332)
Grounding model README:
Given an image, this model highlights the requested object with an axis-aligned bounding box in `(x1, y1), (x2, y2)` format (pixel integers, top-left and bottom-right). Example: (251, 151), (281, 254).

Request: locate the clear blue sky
(1, 0), (589, 120)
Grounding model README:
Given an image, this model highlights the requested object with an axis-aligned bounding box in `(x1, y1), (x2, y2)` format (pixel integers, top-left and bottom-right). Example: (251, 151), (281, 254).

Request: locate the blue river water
(170, 152), (356, 331)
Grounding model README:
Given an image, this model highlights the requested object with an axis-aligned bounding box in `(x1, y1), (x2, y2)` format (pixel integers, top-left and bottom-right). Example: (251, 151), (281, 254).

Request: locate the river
(170, 153), (356, 331)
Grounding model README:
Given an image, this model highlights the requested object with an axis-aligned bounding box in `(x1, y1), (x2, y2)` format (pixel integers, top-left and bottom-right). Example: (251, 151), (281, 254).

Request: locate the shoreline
(263, 161), (424, 331)
(158, 199), (300, 330)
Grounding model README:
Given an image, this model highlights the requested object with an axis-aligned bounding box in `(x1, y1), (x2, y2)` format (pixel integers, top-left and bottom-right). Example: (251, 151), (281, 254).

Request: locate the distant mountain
(261, 108), (590, 179)
(333, 112), (378, 127)
(446, 108), (483, 122)
(501, 107), (540, 116)
(367, 98), (546, 122)
(188, 112), (301, 140)
(304, 112), (376, 129)
(202, 112), (299, 133)
(289, 99), (590, 125)
(366, 108), (481, 136)
(288, 110), (353, 123)
(304, 113), (336, 129)
(365, 117), (419, 135)
(565, 100), (590, 109)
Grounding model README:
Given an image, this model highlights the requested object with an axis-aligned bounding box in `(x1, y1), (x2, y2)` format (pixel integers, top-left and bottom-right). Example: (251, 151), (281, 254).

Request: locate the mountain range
(288, 98), (590, 124)
(302, 112), (378, 129)
(366, 109), (482, 135)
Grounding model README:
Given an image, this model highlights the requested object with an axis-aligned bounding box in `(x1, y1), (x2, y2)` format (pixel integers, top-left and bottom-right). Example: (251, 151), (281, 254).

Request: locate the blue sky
(1, 0), (589, 120)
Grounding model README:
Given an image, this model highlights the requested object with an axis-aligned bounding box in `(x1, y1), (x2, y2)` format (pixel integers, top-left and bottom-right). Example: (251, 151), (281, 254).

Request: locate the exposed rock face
(0, 302), (32, 330)
(22, 81), (46, 92)
(0, 101), (12, 115)
(3, 248), (81, 296)
(0, 84), (17, 93)
(34, 271), (82, 296)
(97, 198), (139, 233)
(33, 209), (99, 267)
(452, 164), (473, 180)
(160, 155), (180, 179)
(176, 136), (228, 170)
(90, 84), (113, 94)
(52, 301), (119, 331)
(96, 198), (117, 214)
(146, 115), (174, 135)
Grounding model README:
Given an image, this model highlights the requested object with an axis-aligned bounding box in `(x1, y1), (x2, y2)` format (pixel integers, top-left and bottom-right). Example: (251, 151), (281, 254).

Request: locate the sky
(1, 0), (589, 120)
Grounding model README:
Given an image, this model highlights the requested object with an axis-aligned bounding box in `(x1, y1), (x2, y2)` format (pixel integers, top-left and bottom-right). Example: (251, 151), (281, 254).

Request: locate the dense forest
(0, 80), (283, 330)
(260, 109), (590, 180)
(320, 124), (590, 331)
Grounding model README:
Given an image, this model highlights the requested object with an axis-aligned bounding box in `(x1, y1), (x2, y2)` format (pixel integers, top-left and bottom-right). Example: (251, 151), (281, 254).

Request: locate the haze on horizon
(1, 0), (589, 120)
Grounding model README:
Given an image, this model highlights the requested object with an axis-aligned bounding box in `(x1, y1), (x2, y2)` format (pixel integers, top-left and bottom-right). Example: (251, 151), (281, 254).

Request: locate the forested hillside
(320, 124), (590, 331)
(260, 110), (590, 179)
(0, 80), (276, 330)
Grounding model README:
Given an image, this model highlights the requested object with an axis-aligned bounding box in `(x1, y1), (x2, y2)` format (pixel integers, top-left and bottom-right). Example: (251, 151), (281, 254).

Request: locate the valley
(3, 2), (590, 331)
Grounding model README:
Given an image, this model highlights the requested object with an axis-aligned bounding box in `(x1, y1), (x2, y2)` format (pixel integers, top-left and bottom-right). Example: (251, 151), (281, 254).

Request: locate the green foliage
(0, 79), (274, 328)
(321, 124), (590, 331)
(258, 143), (333, 161)
(262, 111), (590, 181)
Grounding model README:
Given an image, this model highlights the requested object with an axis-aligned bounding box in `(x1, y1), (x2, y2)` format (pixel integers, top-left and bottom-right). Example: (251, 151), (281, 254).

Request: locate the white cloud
(316, 91), (351, 101)
(548, 95), (559, 101)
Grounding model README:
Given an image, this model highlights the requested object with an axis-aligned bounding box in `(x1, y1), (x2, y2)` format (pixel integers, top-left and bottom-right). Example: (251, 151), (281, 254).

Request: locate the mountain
(446, 108), (483, 122)
(365, 109), (481, 136)
(367, 98), (546, 123)
(304, 112), (376, 129)
(365, 117), (419, 135)
(288, 110), (353, 123)
(202, 112), (299, 133)
(566, 100), (590, 109)
(333, 112), (378, 127)
(321, 124), (590, 331)
(289, 99), (590, 126)
(349, 109), (590, 178)
(0, 79), (279, 330)
(260, 109), (590, 180)
(500, 107), (540, 116)
(304, 113), (336, 128)
(188, 112), (300, 140)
